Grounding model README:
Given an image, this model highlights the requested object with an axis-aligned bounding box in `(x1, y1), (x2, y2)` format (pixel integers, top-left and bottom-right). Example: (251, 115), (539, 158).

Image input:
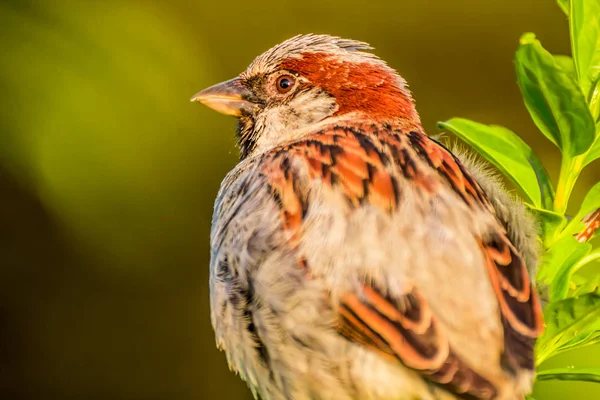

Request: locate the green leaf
(557, 0), (569, 15)
(543, 275), (600, 350)
(589, 77), (600, 121)
(562, 181), (600, 238)
(438, 119), (553, 208)
(570, 0), (600, 96)
(537, 368), (600, 383)
(584, 134), (600, 166)
(580, 181), (600, 217)
(526, 206), (567, 246)
(572, 247), (600, 274)
(554, 54), (575, 77)
(536, 290), (600, 365)
(572, 273), (600, 297)
(550, 329), (600, 355)
(550, 240), (593, 300)
(516, 33), (596, 157)
(537, 235), (590, 286)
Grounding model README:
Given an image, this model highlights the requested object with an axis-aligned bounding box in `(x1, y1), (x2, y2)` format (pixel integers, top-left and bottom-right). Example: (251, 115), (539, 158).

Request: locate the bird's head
(192, 34), (420, 159)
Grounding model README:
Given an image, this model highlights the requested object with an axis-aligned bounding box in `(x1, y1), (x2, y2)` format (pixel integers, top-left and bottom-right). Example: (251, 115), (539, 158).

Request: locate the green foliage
(537, 368), (600, 383)
(570, 0), (600, 97)
(438, 0), (600, 393)
(526, 207), (567, 246)
(536, 290), (600, 365)
(515, 33), (595, 158)
(549, 240), (592, 301)
(572, 272), (600, 296)
(580, 182), (600, 217)
(557, 0), (569, 15)
(586, 139), (600, 166)
(536, 236), (590, 294)
(438, 119), (553, 208)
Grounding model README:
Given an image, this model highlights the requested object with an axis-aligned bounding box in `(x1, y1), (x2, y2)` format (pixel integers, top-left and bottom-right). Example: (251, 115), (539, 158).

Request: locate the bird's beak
(190, 78), (254, 117)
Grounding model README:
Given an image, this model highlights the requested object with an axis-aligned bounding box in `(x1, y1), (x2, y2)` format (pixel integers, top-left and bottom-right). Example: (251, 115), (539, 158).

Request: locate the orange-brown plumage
(281, 53), (420, 123)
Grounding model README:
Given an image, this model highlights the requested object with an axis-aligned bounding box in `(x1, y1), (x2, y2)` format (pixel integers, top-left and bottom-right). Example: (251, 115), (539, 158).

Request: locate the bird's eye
(276, 75), (295, 93)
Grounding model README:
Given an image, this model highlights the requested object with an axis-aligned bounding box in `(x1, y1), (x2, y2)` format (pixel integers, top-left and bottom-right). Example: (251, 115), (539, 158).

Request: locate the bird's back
(209, 119), (542, 400)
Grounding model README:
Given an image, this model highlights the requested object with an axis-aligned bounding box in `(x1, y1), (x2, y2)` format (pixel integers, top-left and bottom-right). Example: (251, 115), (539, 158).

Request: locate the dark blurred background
(0, 0), (598, 399)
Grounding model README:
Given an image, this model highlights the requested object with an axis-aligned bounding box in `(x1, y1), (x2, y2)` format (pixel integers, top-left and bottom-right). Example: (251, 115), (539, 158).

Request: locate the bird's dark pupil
(280, 79), (291, 88)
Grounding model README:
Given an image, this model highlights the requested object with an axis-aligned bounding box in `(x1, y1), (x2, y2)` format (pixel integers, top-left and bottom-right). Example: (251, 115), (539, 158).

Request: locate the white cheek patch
(253, 90), (338, 152)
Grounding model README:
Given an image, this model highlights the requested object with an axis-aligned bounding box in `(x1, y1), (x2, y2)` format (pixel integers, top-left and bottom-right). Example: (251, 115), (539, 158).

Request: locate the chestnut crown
(192, 34), (420, 159)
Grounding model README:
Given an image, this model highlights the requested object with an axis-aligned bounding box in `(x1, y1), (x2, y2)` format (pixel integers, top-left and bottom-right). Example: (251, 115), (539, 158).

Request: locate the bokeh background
(0, 0), (599, 399)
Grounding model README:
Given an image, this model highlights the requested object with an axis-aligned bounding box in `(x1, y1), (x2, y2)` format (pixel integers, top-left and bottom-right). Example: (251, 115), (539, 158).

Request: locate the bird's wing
(258, 123), (543, 399)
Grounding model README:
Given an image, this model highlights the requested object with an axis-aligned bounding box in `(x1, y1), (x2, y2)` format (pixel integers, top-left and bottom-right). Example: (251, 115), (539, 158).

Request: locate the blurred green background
(0, 0), (598, 399)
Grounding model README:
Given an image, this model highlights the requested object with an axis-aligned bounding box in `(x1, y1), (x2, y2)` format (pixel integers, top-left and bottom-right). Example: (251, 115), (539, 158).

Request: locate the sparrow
(191, 34), (544, 400)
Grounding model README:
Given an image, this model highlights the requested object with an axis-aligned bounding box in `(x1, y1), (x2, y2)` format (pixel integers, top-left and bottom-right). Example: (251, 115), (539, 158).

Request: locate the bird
(191, 34), (544, 400)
